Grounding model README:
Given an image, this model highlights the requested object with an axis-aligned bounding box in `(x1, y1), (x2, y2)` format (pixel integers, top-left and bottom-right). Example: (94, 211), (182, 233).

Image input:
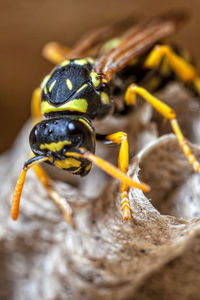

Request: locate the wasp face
(29, 116), (95, 176)
(40, 58), (112, 119)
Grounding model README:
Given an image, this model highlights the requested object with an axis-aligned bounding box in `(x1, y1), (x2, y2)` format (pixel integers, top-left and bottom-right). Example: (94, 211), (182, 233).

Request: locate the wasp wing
(94, 11), (189, 81)
(63, 17), (138, 59)
(71, 19), (137, 58)
(43, 17), (137, 63)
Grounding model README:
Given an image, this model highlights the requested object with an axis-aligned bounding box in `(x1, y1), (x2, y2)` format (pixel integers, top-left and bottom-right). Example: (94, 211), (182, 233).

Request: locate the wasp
(11, 11), (200, 223)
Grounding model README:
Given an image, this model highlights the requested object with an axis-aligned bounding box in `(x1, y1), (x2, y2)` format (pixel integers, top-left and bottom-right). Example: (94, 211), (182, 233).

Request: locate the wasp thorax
(29, 117), (95, 176)
(40, 58), (112, 119)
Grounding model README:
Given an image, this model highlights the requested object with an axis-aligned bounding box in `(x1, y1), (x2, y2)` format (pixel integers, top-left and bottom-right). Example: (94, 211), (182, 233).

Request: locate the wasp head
(29, 116), (95, 176)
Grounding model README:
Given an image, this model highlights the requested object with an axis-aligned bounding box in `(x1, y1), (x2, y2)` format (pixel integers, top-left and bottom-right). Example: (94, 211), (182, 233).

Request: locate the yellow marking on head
(100, 92), (109, 104)
(66, 79), (73, 90)
(90, 72), (100, 88)
(44, 86), (48, 94)
(41, 75), (50, 89)
(76, 83), (88, 94)
(87, 57), (95, 64)
(60, 59), (70, 67)
(40, 140), (72, 152)
(54, 158), (81, 169)
(41, 99), (88, 114)
(74, 59), (88, 65)
(49, 80), (56, 92)
(78, 118), (93, 133)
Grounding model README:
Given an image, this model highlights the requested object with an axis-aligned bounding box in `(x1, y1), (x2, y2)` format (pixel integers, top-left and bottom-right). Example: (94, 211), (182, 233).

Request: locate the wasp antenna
(66, 149), (150, 192)
(82, 150), (150, 192)
(11, 156), (49, 221)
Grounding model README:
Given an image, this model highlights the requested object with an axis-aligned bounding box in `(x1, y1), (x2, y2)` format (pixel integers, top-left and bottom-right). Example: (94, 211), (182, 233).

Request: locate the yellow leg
(144, 45), (198, 81)
(105, 132), (132, 221)
(144, 44), (200, 94)
(125, 84), (200, 172)
(42, 42), (71, 64)
(31, 87), (42, 124)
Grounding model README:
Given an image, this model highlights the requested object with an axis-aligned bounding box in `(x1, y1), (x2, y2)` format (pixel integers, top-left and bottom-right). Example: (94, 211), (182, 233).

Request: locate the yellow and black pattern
(40, 58), (112, 119)
(30, 116), (95, 176)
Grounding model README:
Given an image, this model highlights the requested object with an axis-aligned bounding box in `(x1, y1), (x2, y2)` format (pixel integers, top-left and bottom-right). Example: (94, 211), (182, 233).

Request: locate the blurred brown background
(1, 0), (200, 153)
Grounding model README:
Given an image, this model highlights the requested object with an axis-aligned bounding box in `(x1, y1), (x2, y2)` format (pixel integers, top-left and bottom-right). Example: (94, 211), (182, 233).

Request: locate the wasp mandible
(11, 11), (200, 223)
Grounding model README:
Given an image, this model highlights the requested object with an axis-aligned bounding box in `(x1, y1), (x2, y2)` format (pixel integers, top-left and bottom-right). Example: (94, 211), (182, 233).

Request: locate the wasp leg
(144, 44), (200, 94)
(42, 42), (71, 64)
(96, 132), (132, 221)
(125, 84), (200, 172)
(32, 164), (74, 226)
(31, 87), (42, 124)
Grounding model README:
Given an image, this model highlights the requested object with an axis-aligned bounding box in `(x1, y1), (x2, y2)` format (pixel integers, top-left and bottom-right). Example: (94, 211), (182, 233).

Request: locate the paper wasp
(11, 11), (200, 223)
